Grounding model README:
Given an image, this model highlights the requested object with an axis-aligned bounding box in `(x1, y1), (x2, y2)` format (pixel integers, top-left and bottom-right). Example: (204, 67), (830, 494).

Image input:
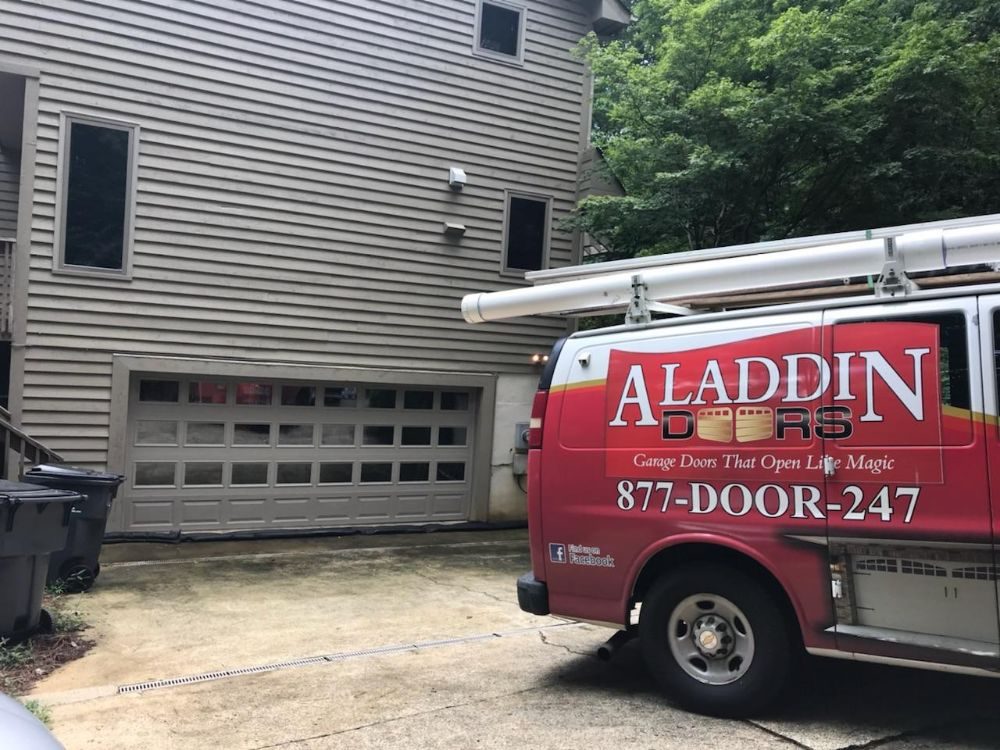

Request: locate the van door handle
(823, 455), (837, 477)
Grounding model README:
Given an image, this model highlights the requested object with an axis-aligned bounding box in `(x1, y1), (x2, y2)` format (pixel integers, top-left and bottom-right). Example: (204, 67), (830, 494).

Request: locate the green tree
(576, 0), (1000, 258)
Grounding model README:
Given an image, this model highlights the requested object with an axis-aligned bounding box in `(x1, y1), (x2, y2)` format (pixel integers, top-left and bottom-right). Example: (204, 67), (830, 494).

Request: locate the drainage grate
(117, 622), (583, 695)
(118, 655), (329, 694)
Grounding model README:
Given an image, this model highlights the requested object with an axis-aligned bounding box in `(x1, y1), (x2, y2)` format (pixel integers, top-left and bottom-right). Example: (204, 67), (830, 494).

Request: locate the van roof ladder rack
(461, 216), (1000, 326)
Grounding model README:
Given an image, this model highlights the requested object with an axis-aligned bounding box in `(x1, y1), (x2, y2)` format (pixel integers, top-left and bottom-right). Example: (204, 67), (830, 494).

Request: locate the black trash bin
(0, 480), (82, 640)
(26, 465), (125, 593)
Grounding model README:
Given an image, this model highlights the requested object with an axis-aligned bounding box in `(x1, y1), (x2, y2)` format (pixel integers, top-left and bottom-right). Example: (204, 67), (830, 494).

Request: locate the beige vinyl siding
(0, 146), (17, 236)
(1, 0), (590, 468)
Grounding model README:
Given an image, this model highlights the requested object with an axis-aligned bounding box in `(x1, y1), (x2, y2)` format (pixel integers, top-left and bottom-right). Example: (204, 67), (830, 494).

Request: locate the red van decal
(604, 323), (942, 483)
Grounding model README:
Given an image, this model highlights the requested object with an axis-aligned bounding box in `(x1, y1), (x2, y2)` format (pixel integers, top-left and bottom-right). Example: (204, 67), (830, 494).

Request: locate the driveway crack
(245, 685), (548, 749)
(745, 720), (813, 749)
(410, 569), (508, 603)
(538, 630), (595, 658)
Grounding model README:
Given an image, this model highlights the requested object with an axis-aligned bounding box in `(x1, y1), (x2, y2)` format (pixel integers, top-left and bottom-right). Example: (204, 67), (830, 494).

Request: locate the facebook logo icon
(549, 543), (567, 564)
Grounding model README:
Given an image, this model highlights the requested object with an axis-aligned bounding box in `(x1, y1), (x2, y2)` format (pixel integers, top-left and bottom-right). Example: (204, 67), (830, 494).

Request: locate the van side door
(821, 297), (999, 667)
(977, 295), (1000, 654)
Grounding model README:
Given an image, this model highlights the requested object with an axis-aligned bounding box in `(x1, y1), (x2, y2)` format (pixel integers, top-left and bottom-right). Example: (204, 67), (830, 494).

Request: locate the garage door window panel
(400, 463), (430, 482)
(361, 463), (392, 483)
(277, 463), (312, 485)
(401, 426), (432, 446)
(436, 462), (466, 482)
(186, 422), (225, 446)
(319, 463), (353, 484)
(189, 381), (227, 404)
(404, 390), (434, 410)
(438, 427), (468, 446)
(232, 463), (269, 486)
(135, 462), (176, 487)
(235, 423), (271, 446)
(184, 462), (224, 487)
(136, 420), (178, 446)
(140, 379), (179, 403)
(282, 386), (316, 406)
(236, 383), (273, 405)
(441, 392), (470, 411)
(321, 424), (355, 446)
(279, 424), (315, 446)
(324, 386), (358, 407)
(363, 425), (395, 446)
(363, 389), (397, 409)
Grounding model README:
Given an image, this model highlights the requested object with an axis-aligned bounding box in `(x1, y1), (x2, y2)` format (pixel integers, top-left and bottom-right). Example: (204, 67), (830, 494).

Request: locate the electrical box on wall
(512, 422), (529, 477)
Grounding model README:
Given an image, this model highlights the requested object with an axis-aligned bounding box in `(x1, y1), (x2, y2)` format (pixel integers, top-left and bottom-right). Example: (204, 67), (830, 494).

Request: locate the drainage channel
(105, 540), (526, 569)
(117, 622), (584, 695)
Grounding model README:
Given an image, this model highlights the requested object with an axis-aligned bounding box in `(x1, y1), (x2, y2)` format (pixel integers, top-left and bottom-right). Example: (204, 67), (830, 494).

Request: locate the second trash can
(26, 464), (125, 593)
(0, 480), (82, 640)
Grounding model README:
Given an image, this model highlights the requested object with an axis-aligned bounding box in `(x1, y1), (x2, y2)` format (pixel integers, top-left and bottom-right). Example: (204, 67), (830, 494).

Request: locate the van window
(853, 313), (969, 410)
(839, 312), (971, 446)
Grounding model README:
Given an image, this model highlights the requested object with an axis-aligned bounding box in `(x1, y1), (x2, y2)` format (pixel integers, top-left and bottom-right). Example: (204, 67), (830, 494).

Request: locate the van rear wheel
(639, 564), (793, 717)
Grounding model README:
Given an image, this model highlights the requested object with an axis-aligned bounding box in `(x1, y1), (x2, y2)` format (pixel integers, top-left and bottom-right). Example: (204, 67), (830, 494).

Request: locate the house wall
(0, 145), (18, 237)
(0, 0), (588, 490)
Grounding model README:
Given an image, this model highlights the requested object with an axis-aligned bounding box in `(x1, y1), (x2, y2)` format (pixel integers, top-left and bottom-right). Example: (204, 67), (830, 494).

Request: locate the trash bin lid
(27, 464), (125, 486)
(0, 479), (81, 505)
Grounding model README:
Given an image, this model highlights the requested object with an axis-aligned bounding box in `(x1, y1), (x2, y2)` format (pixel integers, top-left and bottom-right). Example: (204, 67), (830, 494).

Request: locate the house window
(503, 193), (550, 273)
(57, 115), (138, 274)
(475, 1), (525, 63)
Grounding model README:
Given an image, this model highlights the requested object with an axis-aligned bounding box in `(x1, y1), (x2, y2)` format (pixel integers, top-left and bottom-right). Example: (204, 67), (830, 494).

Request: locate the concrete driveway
(28, 529), (1000, 749)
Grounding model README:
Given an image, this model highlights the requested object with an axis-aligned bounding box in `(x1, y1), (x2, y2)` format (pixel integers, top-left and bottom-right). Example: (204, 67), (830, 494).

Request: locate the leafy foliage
(575, 0), (1000, 257)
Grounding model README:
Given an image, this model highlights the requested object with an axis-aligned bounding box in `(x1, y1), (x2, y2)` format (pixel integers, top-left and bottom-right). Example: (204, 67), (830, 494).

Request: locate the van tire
(639, 564), (793, 717)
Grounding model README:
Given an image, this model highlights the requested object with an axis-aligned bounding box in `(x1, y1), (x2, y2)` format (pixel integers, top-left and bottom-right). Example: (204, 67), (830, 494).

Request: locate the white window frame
(501, 190), (551, 276)
(54, 112), (139, 279)
(473, 0), (527, 66)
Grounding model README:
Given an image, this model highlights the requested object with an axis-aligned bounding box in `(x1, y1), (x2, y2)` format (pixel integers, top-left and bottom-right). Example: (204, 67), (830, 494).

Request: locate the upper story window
(56, 114), (138, 276)
(474, 0), (525, 64)
(503, 192), (550, 274)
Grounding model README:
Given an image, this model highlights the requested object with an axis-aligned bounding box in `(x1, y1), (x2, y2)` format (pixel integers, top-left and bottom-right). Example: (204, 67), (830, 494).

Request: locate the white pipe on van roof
(461, 222), (1000, 324)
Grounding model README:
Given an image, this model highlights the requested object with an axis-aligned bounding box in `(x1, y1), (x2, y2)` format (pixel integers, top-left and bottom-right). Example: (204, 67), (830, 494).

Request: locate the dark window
(62, 120), (133, 271)
(441, 392), (470, 411)
(362, 426), (394, 446)
(401, 426), (432, 446)
(276, 463), (311, 485)
(189, 381), (227, 404)
(139, 379), (179, 403)
(234, 423), (271, 445)
(479, 2), (521, 58)
(232, 463), (268, 486)
(504, 195), (548, 272)
(437, 462), (466, 482)
(360, 463), (392, 483)
(363, 389), (397, 409)
(404, 390), (434, 409)
(319, 463), (353, 484)
(278, 424), (314, 446)
(324, 386), (358, 407)
(184, 463), (223, 486)
(439, 427), (468, 446)
(400, 463), (430, 482)
(236, 383), (272, 405)
(281, 386), (316, 406)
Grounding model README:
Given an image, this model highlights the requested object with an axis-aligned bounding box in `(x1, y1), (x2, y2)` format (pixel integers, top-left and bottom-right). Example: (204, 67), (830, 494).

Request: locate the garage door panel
(125, 376), (476, 533)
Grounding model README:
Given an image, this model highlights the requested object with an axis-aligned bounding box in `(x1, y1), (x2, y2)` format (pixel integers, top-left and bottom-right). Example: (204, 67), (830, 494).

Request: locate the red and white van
(463, 218), (1000, 716)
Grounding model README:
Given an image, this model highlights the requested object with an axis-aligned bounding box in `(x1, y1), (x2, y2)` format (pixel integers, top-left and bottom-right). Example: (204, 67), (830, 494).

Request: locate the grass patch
(21, 699), (53, 727)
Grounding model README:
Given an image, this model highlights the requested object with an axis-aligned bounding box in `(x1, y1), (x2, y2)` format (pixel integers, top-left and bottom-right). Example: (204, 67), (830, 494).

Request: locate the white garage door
(124, 376), (476, 532)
